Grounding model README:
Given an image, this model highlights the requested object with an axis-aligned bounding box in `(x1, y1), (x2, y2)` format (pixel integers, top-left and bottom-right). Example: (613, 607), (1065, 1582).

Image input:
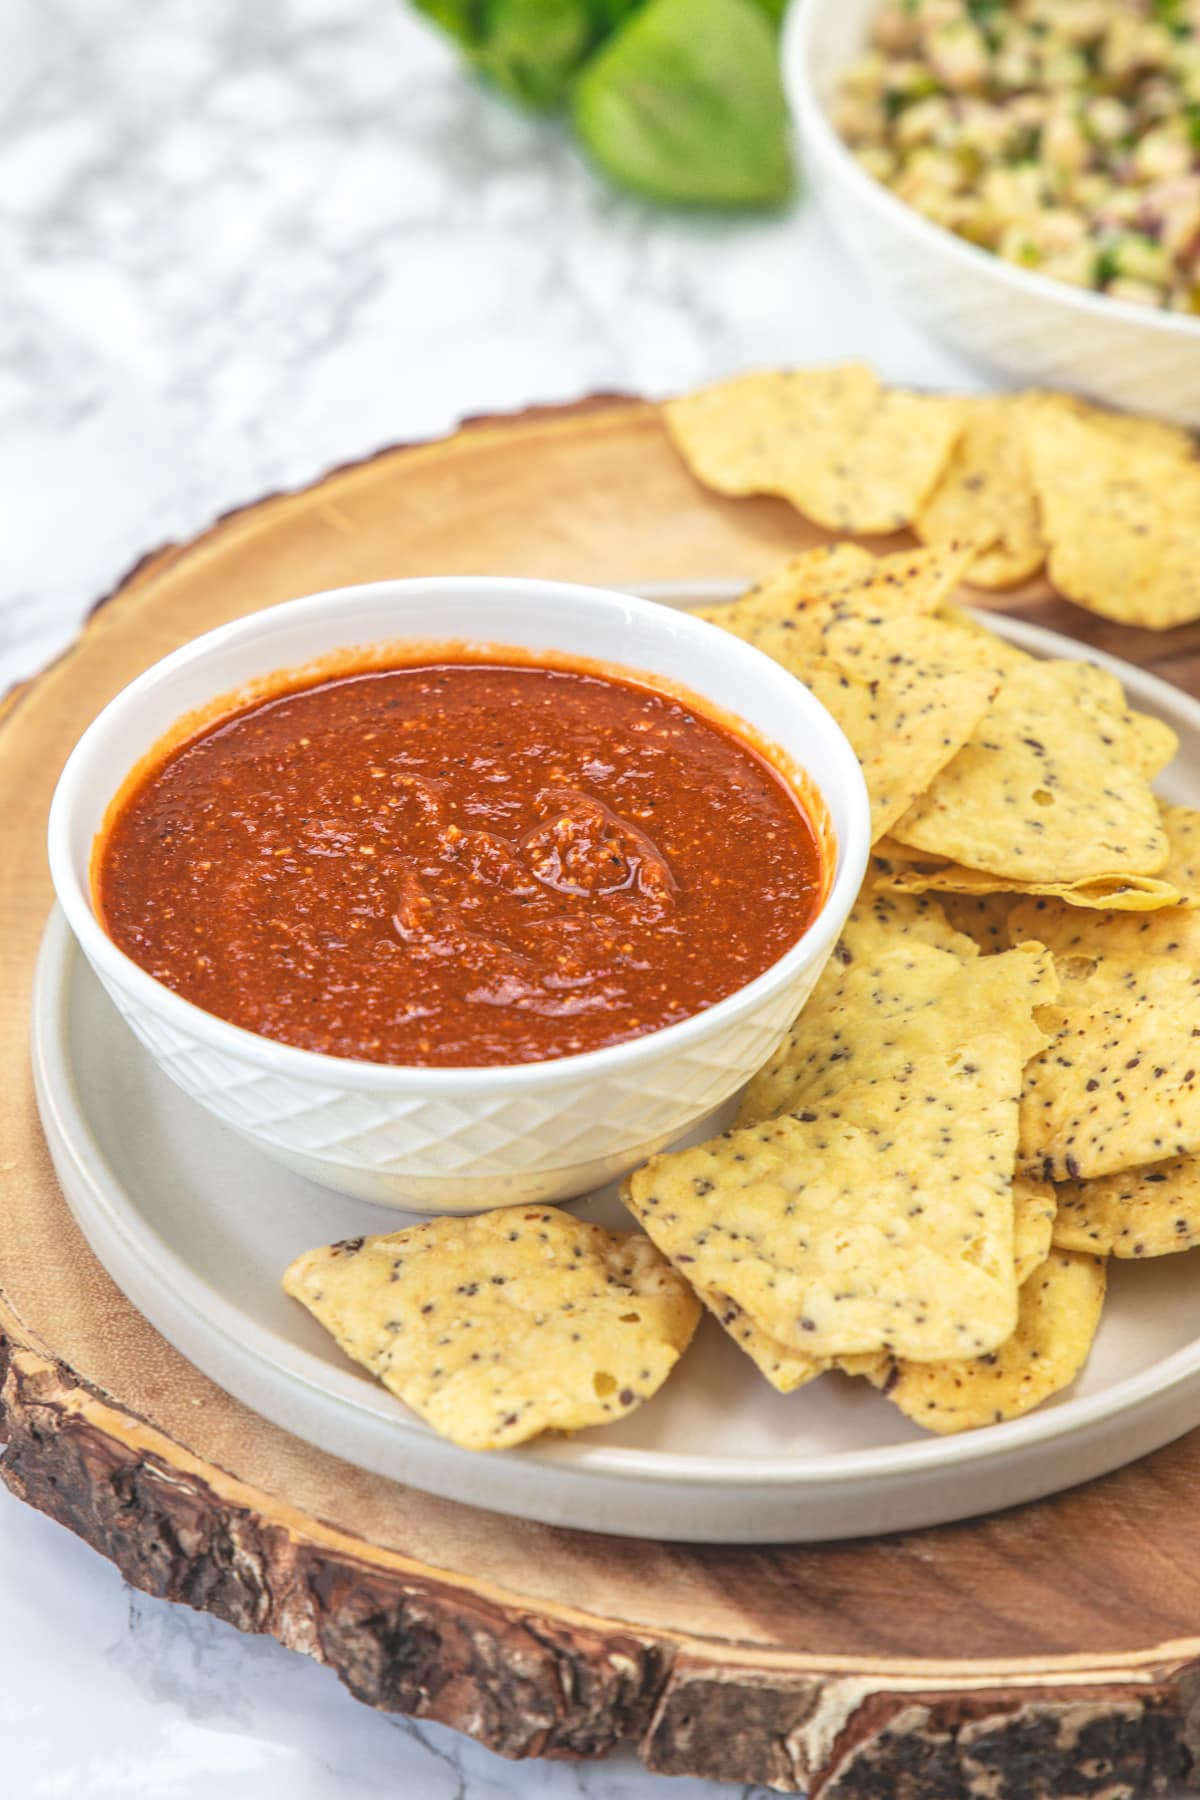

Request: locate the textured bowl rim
(782, 0), (1200, 341)
(48, 575), (871, 1095)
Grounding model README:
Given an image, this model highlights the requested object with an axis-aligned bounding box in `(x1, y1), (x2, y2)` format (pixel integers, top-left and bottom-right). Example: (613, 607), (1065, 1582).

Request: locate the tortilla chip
(688, 1176), (1056, 1394)
(845, 1170), (1052, 1307)
(733, 877), (980, 1133)
(1154, 801), (1200, 900)
(651, 916), (1053, 1369)
(626, 1027), (1028, 1362)
(282, 1208), (700, 1451)
(1007, 805), (1200, 953)
(916, 395), (1045, 589)
(1015, 958), (1200, 1180)
(938, 606), (1038, 667)
(699, 1287), (825, 1393)
(737, 939), (1055, 1128)
(937, 891), (1020, 952)
(872, 822), (1182, 909)
(1012, 824), (1200, 1179)
(1053, 1154), (1200, 1257)
(888, 659), (1170, 885)
(861, 1251), (1105, 1434)
(664, 364), (966, 534)
(1130, 714), (1181, 781)
(875, 858), (1182, 912)
(915, 393), (1185, 596)
(1012, 1177), (1057, 1284)
(1025, 658), (1179, 782)
(839, 879), (981, 960)
(693, 544), (875, 644)
(1045, 392), (1196, 460)
(1066, 664), (1179, 780)
(813, 612), (1002, 841)
(1027, 401), (1200, 629)
(695, 541), (975, 657)
(872, 835), (949, 865)
(696, 547), (1000, 843)
(694, 546), (870, 628)
(1025, 1042), (1200, 1180)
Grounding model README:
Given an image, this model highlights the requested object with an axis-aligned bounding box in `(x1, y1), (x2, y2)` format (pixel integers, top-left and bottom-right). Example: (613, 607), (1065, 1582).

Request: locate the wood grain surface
(5, 397), (1200, 1795)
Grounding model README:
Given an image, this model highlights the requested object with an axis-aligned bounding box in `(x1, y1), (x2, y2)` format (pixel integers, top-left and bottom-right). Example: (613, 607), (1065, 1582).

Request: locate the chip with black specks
(283, 1207), (700, 1451)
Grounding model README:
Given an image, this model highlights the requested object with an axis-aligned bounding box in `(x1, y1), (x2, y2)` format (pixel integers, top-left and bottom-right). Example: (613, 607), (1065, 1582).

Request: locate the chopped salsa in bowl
(834, 0), (1200, 314)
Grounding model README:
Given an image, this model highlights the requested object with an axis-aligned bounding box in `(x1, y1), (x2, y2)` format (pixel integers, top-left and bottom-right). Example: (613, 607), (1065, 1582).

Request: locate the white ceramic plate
(31, 596), (1200, 1543)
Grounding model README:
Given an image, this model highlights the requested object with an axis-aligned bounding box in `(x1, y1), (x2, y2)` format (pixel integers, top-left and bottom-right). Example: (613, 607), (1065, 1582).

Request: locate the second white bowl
(785, 0), (1200, 423)
(48, 577), (869, 1212)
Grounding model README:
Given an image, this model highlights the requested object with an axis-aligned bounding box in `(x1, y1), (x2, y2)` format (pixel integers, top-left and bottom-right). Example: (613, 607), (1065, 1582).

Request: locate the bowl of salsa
(48, 577), (870, 1210)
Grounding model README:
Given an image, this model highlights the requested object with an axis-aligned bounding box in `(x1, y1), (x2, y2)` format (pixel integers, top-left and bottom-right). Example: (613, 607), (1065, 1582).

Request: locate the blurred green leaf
(413, 0), (480, 44)
(594, 0), (645, 22)
(478, 0), (605, 107)
(572, 0), (793, 205)
(415, 0), (613, 108)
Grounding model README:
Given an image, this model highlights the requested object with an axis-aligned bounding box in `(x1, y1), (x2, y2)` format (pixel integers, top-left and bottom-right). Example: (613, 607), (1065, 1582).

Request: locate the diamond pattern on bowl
(94, 954), (819, 1210)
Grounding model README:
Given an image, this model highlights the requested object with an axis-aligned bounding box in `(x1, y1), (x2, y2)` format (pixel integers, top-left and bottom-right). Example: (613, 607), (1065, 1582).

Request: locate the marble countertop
(3, 1), (982, 1794)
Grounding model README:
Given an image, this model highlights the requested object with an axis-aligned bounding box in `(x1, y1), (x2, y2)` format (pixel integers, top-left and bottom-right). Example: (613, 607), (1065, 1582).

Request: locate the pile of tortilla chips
(620, 546), (1197, 1434)
(666, 366), (1200, 627)
(284, 531), (1198, 1451)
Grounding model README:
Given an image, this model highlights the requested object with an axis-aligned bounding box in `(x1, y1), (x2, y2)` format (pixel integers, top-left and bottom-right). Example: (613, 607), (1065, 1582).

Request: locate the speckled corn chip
(875, 858), (1182, 912)
(888, 659), (1170, 887)
(1053, 1154), (1200, 1258)
(937, 608), (1037, 669)
(917, 394), (1195, 598)
(1020, 976), (1200, 1180)
(610, 1165), (828, 1394)
(916, 395), (1045, 590)
(664, 364), (967, 534)
(1158, 803), (1200, 897)
(1028, 401), (1200, 630)
(702, 1176), (1056, 1395)
(1007, 805), (1200, 953)
(836, 1175), (1055, 1378)
(626, 1035), (1026, 1363)
(1068, 665), (1178, 781)
(697, 548), (1000, 843)
(1043, 393), (1196, 461)
(839, 879), (981, 961)
(1012, 832), (1200, 1179)
(734, 877), (980, 1130)
(861, 1251), (1105, 1435)
(1012, 1177), (1057, 1284)
(871, 835), (950, 865)
(937, 891), (1020, 953)
(737, 939), (1055, 1128)
(809, 612), (1002, 841)
(701, 1288), (826, 1393)
(696, 541), (976, 665)
(693, 544), (875, 647)
(282, 1207), (700, 1452)
(840, 1174), (1056, 1371)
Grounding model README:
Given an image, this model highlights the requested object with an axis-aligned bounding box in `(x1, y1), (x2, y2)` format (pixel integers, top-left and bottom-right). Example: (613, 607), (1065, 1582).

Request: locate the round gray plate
(31, 598), (1200, 1542)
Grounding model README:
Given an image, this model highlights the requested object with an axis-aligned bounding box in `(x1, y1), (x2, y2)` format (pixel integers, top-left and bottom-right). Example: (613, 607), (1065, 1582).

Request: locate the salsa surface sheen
(95, 658), (823, 1066)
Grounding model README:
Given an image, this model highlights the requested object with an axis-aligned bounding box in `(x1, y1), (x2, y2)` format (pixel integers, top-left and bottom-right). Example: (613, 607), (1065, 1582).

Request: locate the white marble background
(2, 1), (982, 1793)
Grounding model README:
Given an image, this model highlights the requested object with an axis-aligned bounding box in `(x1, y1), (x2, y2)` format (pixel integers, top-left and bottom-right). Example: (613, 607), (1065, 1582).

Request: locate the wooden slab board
(6, 397), (1200, 1795)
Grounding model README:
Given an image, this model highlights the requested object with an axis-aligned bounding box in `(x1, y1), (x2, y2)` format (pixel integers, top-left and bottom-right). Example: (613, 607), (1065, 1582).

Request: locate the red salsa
(95, 657), (824, 1066)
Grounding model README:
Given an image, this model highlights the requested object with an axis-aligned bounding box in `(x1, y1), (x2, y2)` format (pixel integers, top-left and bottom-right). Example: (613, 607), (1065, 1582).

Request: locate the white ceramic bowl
(784, 0), (1200, 423)
(48, 578), (869, 1213)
